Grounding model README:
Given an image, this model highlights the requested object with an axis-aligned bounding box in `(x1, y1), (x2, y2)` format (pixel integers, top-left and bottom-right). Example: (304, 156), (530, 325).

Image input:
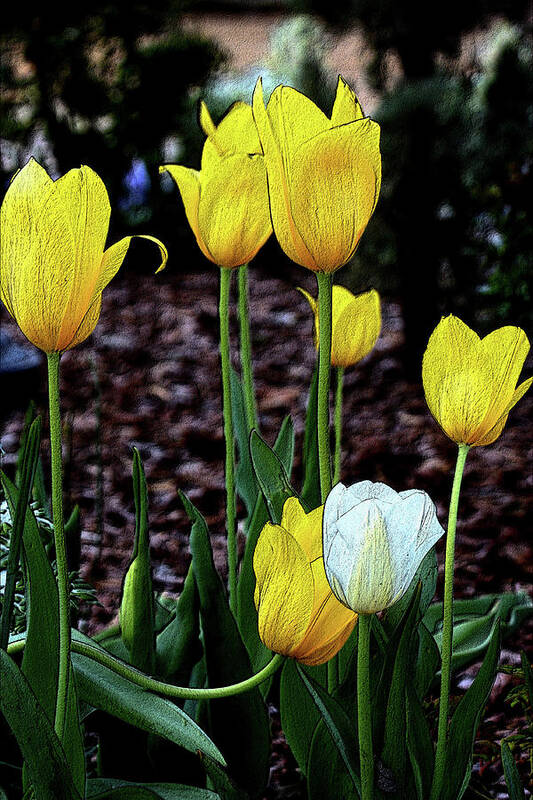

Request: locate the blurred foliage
(0, 0), (225, 264)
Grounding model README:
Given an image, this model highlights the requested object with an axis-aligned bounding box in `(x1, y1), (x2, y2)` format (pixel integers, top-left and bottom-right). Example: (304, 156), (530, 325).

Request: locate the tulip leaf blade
(406, 680), (434, 800)
(85, 777), (221, 799)
(249, 425), (298, 524)
(0, 648), (81, 800)
(279, 659), (323, 776)
(237, 415), (295, 677)
(155, 566), (202, 685)
(501, 741), (526, 800)
(440, 620), (501, 800)
(521, 651), (533, 708)
(180, 492), (271, 797)
(306, 719), (359, 800)
(383, 547), (437, 635)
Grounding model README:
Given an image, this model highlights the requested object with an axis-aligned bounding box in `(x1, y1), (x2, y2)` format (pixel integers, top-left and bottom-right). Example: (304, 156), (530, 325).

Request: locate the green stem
(219, 268), (237, 615)
(47, 352), (70, 741)
(429, 443), (470, 800)
(237, 263), (258, 432)
(357, 614), (373, 800)
(7, 637), (284, 699)
(333, 366), (344, 485)
(316, 272), (333, 503)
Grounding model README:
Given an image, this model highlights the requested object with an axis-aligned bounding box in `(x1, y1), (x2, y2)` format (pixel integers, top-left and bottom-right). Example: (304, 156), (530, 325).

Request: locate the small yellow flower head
(323, 481), (444, 615)
(298, 285), (381, 368)
(253, 497), (357, 665)
(160, 101), (272, 269)
(422, 315), (532, 447)
(252, 76), (381, 274)
(0, 158), (167, 353)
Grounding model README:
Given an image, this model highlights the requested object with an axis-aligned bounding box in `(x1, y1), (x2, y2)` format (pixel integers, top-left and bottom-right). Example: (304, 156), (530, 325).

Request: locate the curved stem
(333, 366), (344, 486)
(429, 443), (470, 800)
(237, 264), (258, 432)
(316, 272), (333, 503)
(357, 614), (373, 800)
(219, 268), (237, 614)
(8, 636), (284, 700)
(47, 352), (70, 741)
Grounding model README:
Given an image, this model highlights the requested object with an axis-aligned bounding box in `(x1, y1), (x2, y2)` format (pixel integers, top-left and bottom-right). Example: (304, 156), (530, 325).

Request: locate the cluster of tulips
(0, 76), (531, 800)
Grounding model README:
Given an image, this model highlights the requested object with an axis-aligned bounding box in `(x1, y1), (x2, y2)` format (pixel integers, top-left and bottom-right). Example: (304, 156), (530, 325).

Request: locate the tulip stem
(219, 267), (238, 615)
(47, 352), (71, 741)
(316, 272), (333, 503)
(237, 263), (258, 432)
(357, 614), (374, 800)
(333, 366), (344, 485)
(429, 443), (470, 800)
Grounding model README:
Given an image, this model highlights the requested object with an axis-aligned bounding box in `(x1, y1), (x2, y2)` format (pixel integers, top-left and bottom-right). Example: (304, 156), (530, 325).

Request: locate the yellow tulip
(0, 158), (167, 354)
(252, 76), (381, 273)
(298, 285), (381, 368)
(422, 315), (532, 447)
(253, 497), (357, 665)
(160, 101), (272, 269)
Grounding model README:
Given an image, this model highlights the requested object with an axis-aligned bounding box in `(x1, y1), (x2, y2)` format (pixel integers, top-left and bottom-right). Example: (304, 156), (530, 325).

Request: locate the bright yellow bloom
(252, 76), (381, 273)
(0, 158), (167, 353)
(253, 497), (357, 665)
(422, 315), (532, 447)
(298, 285), (381, 368)
(160, 101), (272, 269)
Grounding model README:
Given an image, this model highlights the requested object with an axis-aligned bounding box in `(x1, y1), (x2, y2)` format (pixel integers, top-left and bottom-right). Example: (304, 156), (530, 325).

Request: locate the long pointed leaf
(249, 425), (297, 524)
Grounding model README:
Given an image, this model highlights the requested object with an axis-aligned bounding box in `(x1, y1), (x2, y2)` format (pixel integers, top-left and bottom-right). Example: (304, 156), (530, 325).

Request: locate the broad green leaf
(406, 681), (434, 800)
(236, 416), (295, 676)
(521, 651), (533, 709)
(501, 741), (525, 800)
(441, 621), (501, 800)
(2, 474), (85, 796)
(120, 448), (156, 674)
(414, 622), (441, 700)
(296, 663), (360, 790)
(71, 633), (225, 766)
(0, 649), (80, 800)
(301, 363), (320, 510)
(380, 585), (422, 796)
(249, 425), (298, 524)
(279, 660), (322, 775)
(86, 777), (220, 799)
(156, 566), (202, 685)
(383, 548), (437, 635)
(16, 403), (48, 515)
(230, 368), (259, 528)
(181, 493), (271, 797)
(306, 719), (358, 800)
(197, 753), (248, 800)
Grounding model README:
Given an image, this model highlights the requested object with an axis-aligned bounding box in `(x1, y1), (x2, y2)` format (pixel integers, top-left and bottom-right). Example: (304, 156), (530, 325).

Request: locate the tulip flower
(422, 315), (532, 447)
(252, 76), (381, 274)
(253, 497), (357, 665)
(160, 101), (272, 269)
(323, 481), (444, 615)
(298, 285), (381, 368)
(0, 158), (167, 353)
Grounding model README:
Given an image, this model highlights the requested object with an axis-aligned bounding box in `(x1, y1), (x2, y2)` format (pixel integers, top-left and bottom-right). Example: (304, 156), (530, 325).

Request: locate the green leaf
(0, 649), (80, 800)
(301, 363), (321, 510)
(156, 566), (202, 685)
(230, 368), (259, 528)
(2, 474), (86, 796)
(236, 416), (295, 676)
(296, 663), (360, 791)
(71, 632), (225, 766)
(86, 777), (220, 800)
(120, 448), (156, 674)
(181, 493), (271, 797)
(383, 548), (437, 635)
(279, 660), (322, 775)
(406, 681), (434, 800)
(197, 753), (248, 800)
(306, 719), (358, 800)
(501, 741), (525, 800)
(16, 403), (48, 515)
(520, 651), (533, 709)
(441, 621), (501, 800)
(380, 584), (422, 796)
(249, 425), (297, 524)
(413, 622), (441, 700)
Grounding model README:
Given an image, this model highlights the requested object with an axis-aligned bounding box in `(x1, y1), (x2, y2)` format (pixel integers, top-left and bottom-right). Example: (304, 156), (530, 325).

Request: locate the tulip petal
(198, 153), (272, 268)
(160, 165), (213, 263)
(200, 101), (261, 170)
(330, 76), (365, 126)
(290, 119), (381, 272)
(332, 288), (381, 367)
(67, 293), (102, 350)
(473, 376), (533, 446)
(254, 524), (314, 656)
(280, 498), (323, 562)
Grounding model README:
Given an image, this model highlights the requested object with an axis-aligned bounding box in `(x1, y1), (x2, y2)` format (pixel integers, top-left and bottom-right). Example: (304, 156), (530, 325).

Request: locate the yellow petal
(200, 101), (261, 170)
(473, 376), (532, 446)
(280, 497), (324, 562)
(198, 153), (271, 268)
(67, 293), (102, 350)
(332, 288), (381, 368)
(290, 119), (381, 272)
(253, 523), (314, 656)
(252, 79), (317, 270)
(330, 76), (365, 126)
(160, 164), (213, 263)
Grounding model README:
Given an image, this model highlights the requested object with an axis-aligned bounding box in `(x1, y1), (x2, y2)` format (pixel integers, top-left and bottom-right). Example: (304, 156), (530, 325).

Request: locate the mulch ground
(1, 262), (532, 798)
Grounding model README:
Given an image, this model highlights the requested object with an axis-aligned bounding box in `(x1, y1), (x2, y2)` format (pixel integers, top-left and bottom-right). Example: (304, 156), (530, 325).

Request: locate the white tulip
(323, 481), (444, 614)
